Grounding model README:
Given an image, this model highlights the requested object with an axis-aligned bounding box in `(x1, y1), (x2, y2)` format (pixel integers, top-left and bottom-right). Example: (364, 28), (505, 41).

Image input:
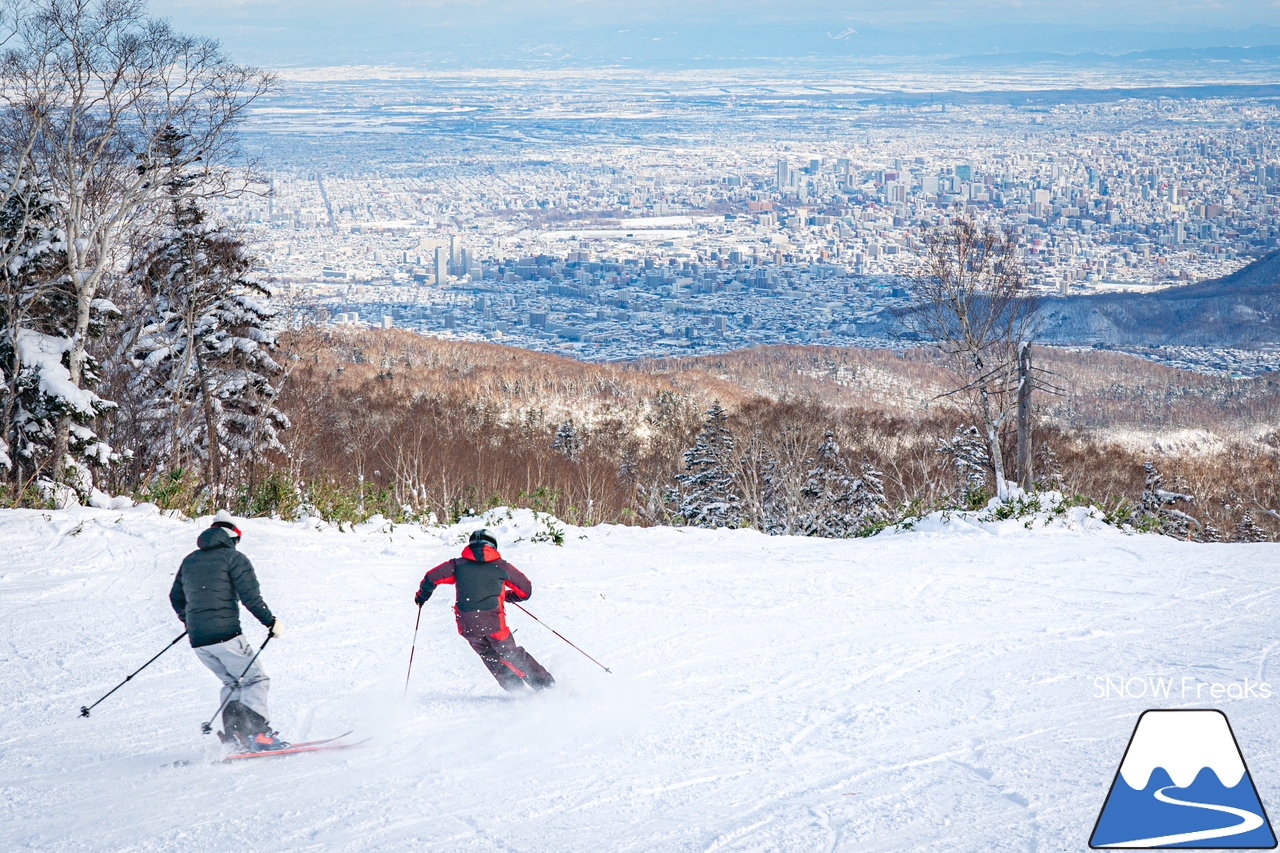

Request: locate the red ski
(162, 733), (363, 768)
(222, 738), (368, 761)
(256, 730), (354, 750)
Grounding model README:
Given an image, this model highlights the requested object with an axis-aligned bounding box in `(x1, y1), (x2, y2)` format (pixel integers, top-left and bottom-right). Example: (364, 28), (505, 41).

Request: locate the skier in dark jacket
(415, 529), (555, 692)
(170, 511), (286, 749)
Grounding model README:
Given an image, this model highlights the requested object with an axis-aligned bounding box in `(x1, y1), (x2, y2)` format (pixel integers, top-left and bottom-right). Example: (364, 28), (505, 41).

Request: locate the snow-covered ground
(2, 504), (1278, 852)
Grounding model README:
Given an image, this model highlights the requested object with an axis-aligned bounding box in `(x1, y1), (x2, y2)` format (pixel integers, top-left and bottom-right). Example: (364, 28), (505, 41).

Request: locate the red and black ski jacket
(416, 543), (532, 616)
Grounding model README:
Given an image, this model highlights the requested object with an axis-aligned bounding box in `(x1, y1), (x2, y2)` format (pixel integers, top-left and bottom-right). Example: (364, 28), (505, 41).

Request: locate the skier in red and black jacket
(415, 529), (555, 692)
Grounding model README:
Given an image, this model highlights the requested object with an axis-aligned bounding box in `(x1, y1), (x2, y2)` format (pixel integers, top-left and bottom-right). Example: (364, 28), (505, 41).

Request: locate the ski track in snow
(1, 506), (1278, 852)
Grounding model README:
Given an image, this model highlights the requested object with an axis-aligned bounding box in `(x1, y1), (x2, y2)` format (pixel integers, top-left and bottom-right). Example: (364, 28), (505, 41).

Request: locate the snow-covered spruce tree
(799, 433), (892, 539)
(1231, 512), (1268, 543)
(754, 424), (815, 536)
(672, 403), (741, 528)
(799, 430), (858, 537)
(852, 456), (892, 536)
(551, 419), (580, 461)
(1139, 461), (1199, 539)
(1033, 443), (1066, 492)
(937, 425), (991, 504)
(0, 173), (116, 500)
(616, 447), (637, 486)
(124, 189), (287, 503)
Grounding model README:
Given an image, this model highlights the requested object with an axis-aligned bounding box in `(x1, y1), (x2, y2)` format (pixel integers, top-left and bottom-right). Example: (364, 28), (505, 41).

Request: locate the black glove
(504, 591), (526, 603)
(415, 588), (431, 606)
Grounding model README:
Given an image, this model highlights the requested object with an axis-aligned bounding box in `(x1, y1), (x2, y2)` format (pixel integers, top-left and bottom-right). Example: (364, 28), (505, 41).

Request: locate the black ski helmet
(469, 528), (498, 549)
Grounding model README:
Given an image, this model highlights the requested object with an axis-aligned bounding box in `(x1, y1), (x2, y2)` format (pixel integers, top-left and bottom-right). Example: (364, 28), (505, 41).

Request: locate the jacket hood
(461, 543), (500, 562)
(197, 526), (237, 551)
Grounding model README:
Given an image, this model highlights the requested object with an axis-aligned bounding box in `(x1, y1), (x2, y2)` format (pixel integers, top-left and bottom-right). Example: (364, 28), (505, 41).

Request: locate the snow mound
(890, 491), (1113, 537)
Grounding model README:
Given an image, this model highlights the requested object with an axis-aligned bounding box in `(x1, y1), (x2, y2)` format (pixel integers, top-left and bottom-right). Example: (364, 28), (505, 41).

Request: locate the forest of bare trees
(240, 329), (1278, 541)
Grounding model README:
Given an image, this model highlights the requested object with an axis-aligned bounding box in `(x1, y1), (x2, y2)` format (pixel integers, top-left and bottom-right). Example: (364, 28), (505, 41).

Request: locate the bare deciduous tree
(902, 212), (1041, 500)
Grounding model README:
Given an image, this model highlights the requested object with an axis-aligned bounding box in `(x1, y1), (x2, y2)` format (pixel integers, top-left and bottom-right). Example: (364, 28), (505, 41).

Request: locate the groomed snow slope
(2, 505), (1278, 852)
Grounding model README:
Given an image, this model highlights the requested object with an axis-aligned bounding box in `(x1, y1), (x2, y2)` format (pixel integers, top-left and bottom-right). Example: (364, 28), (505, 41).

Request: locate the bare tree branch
(900, 210), (1042, 499)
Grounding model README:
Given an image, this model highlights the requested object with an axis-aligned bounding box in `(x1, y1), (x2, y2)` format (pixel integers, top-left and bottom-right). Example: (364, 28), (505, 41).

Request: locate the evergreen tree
(937, 425), (990, 500)
(799, 430), (858, 537)
(799, 434), (892, 539)
(852, 456), (892, 536)
(1199, 524), (1223, 543)
(1232, 511), (1268, 543)
(1139, 461), (1199, 538)
(673, 403), (740, 528)
(125, 189), (287, 500)
(616, 447), (637, 486)
(551, 419), (580, 461)
(759, 448), (789, 535)
(1034, 443), (1066, 492)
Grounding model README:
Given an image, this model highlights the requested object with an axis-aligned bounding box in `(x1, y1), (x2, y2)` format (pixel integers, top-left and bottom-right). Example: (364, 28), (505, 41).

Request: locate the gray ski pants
(193, 634), (270, 721)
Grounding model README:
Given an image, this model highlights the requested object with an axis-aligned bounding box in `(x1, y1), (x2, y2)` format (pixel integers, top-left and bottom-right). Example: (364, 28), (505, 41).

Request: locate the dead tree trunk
(1016, 342), (1032, 491)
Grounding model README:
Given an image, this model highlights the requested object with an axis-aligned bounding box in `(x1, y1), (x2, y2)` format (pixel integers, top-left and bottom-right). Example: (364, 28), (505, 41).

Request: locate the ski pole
(404, 603), (423, 697)
(509, 601), (611, 674)
(80, 631), (188, 717)
(202, 633), (272, 735)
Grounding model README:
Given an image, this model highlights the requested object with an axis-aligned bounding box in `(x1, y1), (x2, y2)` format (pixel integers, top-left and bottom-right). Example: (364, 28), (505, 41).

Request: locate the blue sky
(148, 0), (1280, 66)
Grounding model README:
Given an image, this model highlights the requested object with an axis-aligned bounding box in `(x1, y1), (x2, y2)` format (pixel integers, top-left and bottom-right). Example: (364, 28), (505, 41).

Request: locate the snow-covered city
(224, 74), (1280, 363)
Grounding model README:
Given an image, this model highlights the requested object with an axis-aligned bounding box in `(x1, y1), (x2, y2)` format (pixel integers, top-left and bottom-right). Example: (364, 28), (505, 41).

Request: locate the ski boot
(245, 729), (291, 751)
(221, 700), (289, 750)
(526, 672), (556, 691)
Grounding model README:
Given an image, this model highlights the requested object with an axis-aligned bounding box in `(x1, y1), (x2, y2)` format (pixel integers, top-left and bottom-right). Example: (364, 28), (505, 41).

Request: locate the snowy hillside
(2, 504), (1279, 852)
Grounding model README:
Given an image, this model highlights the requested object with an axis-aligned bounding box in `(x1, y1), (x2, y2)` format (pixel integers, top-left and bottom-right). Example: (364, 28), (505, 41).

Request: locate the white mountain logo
(1091, 709), (1276, 848)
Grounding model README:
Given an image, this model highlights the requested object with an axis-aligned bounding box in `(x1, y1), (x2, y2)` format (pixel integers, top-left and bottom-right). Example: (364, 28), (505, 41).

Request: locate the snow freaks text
(1092, 676), (1274, 701)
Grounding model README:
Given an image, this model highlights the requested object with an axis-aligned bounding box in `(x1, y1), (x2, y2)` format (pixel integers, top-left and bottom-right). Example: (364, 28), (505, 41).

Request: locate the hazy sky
(150, 0), (1280, 26)
(147, 0), (1280, 66)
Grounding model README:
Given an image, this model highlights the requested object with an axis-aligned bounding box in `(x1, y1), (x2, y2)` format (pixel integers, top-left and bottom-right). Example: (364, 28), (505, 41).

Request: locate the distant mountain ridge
(156, 14), (1280, 69)
(942, 44), (1280, 67)
(1038, 253), (1280, 346)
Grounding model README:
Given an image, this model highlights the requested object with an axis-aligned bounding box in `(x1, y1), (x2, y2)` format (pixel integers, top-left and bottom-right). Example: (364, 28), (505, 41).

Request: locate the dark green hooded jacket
(170, 526), (275, 648)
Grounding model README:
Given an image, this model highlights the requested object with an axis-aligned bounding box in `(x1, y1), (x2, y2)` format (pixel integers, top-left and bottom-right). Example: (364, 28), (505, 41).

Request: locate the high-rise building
(776, 160), (790, 191)
(434, 246), (447, 285)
